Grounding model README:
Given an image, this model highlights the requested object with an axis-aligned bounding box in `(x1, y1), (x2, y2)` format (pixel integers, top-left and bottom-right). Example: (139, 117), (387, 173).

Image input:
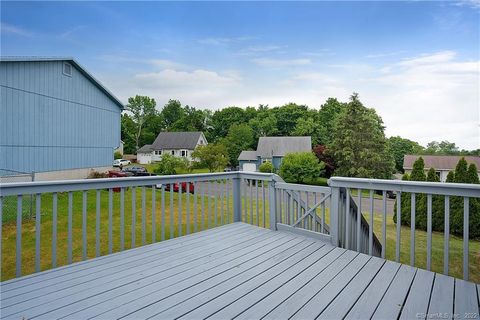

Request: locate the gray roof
(404, 155), (480, 171)
(238, 151), (257, 161)
(152, 132), (204, 150)
(256, 136), (312, 158)
(137, 144), (153, 153)
(0, 56), (124, 109)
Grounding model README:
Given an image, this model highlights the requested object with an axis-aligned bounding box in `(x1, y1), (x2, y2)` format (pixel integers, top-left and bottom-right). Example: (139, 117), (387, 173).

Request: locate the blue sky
(1, 1), (479, 149)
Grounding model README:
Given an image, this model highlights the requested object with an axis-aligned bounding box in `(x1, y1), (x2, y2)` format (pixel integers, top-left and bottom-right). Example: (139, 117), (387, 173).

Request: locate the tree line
(121, 94), (478, 179)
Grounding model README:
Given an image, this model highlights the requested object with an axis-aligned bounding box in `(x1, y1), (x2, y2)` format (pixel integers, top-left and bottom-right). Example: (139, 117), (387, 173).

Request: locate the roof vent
(63, 62), (72, 77)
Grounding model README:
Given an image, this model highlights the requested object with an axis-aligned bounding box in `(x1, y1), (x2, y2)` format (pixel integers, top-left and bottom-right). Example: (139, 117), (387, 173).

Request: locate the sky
(1, 1), (479, 150)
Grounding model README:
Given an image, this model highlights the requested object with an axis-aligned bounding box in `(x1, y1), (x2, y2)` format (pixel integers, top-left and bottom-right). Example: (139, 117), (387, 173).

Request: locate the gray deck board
(345, 260), (401, 320)
(454, 279), (479, 319)
(0, 222), (475, 320)
(371, 264), (417, 320)
(428, 273), (454, 319)
(400, 268), (435, 320)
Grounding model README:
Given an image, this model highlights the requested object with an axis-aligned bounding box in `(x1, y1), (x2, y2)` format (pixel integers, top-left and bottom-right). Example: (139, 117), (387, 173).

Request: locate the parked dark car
(375, 190), (396, 199)
(122, 166), (148, 175)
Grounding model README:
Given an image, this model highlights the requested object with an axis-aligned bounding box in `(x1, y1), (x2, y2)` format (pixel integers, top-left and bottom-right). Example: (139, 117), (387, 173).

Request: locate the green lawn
(2, 188), (478, 283)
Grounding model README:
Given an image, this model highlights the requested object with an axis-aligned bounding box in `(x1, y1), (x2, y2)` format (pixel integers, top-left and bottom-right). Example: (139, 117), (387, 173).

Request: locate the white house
(136, 132), (207, 164)
(403, 155), (480, 182)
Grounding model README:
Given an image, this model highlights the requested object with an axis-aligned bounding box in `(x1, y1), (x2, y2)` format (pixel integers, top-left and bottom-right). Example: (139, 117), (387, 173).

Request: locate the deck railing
(1, 172), (478, 281)
(329, 177), (480, 281)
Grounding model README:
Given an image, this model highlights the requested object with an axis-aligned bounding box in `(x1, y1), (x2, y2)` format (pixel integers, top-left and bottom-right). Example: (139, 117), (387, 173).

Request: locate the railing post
(233, 174), (242, 222)
(268, 177), (277, 230)
(330, 186), (340, 247)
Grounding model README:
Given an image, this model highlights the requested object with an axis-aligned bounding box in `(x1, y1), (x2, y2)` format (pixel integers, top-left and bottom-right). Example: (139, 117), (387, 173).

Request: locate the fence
(1, 172), (478, 282)
(0, 169), (35, 224)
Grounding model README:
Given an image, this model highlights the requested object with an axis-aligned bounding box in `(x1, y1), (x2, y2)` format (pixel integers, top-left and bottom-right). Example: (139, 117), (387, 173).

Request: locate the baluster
(396, 191), (401, 262)
(82, 190), (87, 260)
(201, 182), (205, 230)
(52, 192), (57, 268)
(226, 180), (230, 224)
(427, 194), (432, 270)
(96, 190), (100, 257)
(179, 183), (183, 236)
(170, 184), (174, 238)
(263, 181), (266, 228)
(35, 194), (41, 272)
(321, 194), (326, 233)
(194, 182), (198, 232)
(250, 181), (253, 225)
(306, 192), (311, 231)
(120, 188), (125, 250)
(410, 193), (416, 266)
(161, 185), (165, 241)
(67, 191), (73, 264)
(290, 192), (294, 227)
(109, 188), (113, 253)
(369, 190), (374, 256)
(243, 179), (247, 222)
(345, 189), (350, 250)
(207, 182), (211, 228)
(256, 180), (259, 226)
(382, 191), (387, 259)
(357, 189), (362, 252)
(444, 195), (450, 275)
(152, 186), (156, 242)
(186, 183), (190, 234)
(16, 195), (23, 276)
(141, 187), (146, 245)
(132, 187), (136, 248)
(213, 181), (217, 227)
(463, 197), (469, 281)
(220, 181), (224, 226)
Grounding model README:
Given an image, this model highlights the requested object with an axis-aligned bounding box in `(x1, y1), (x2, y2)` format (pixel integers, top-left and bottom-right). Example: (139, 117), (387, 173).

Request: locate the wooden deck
(1, 223), (479, 320)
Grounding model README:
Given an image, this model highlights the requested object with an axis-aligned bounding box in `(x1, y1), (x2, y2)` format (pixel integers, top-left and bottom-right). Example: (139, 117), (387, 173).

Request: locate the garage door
(242, 163), (257, 172)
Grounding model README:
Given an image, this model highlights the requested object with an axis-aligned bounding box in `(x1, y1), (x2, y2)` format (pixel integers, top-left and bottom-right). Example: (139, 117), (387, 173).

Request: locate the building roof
(0, 56), (124, 109)
(403, 155), (480, 171)
(137, 144), (153, 153)
(256, 136), (312, 158)
(238, 151), (258, 161)
(151, 132), (204, 150)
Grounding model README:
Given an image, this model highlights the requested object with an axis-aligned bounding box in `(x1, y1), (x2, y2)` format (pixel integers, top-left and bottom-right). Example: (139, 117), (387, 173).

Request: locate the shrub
(153, 154), (185, 175)
(114, 151), (123, 160)
(393, 157), (480, 239)
(259, 161), (274, 173)
(88, 170), (108, 179)
(278, 152), (325, 184)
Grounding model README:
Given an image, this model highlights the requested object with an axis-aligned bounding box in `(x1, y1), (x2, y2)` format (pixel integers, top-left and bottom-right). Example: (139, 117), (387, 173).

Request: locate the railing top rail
(275, 182), (331, 193)
(328, 177), (480, 197)
(0, 172), (275, 196)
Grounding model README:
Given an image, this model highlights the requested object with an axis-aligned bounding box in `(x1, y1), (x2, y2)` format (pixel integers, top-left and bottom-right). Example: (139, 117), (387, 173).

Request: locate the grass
(2, 186), (478, 283)
(134, 163), (215, 175)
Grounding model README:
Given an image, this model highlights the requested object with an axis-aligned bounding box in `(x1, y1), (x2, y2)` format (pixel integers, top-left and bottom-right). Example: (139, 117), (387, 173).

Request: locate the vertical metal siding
(0, 61), (121, 174)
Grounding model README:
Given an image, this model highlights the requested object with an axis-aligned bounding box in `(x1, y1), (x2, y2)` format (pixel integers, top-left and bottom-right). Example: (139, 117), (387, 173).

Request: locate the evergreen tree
(330, 93), (394, 179)
(467, 163), (479, 184)
(410, 157), (426, 181)
(454, 157), (468, 183)
(427, 167), (439, 182)
(426, 167), (444, 231)
(446, 171), (455, 182)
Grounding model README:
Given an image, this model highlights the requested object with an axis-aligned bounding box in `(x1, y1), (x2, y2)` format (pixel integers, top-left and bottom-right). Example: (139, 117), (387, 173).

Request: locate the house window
(199, 139), (204, 145)
(171, 150), (175, 155)
(154, 150), (162, 155)
(181, 150), (187, 157)
(63, 62), (72, 77)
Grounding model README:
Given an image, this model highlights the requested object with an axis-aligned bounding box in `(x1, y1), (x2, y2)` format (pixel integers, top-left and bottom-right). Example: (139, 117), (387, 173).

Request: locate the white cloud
(0, 22), (32, 37)
(100, 51), (479, 149)
(251, 58), (311, 67)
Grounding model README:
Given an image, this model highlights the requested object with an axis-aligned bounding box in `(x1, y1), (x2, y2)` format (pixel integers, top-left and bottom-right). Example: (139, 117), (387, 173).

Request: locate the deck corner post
(232, 174), (242, 222)
(330, 186), (341, 247)
(268, 177), (277, 231)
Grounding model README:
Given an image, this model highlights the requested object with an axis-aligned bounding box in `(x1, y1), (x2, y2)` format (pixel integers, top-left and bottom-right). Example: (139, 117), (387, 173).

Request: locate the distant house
(403, 155), (480, 182)
(137, 132), (207, 164)
(0, 57), (123, 180)
(238, 136), (312, 172)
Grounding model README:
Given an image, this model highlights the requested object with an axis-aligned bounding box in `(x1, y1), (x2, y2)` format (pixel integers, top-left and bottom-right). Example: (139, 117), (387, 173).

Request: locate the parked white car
(113, 159), (131, 167)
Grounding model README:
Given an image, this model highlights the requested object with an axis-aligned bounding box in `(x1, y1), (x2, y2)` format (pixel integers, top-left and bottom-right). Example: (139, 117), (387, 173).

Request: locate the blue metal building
(0, 57), (123, 178)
